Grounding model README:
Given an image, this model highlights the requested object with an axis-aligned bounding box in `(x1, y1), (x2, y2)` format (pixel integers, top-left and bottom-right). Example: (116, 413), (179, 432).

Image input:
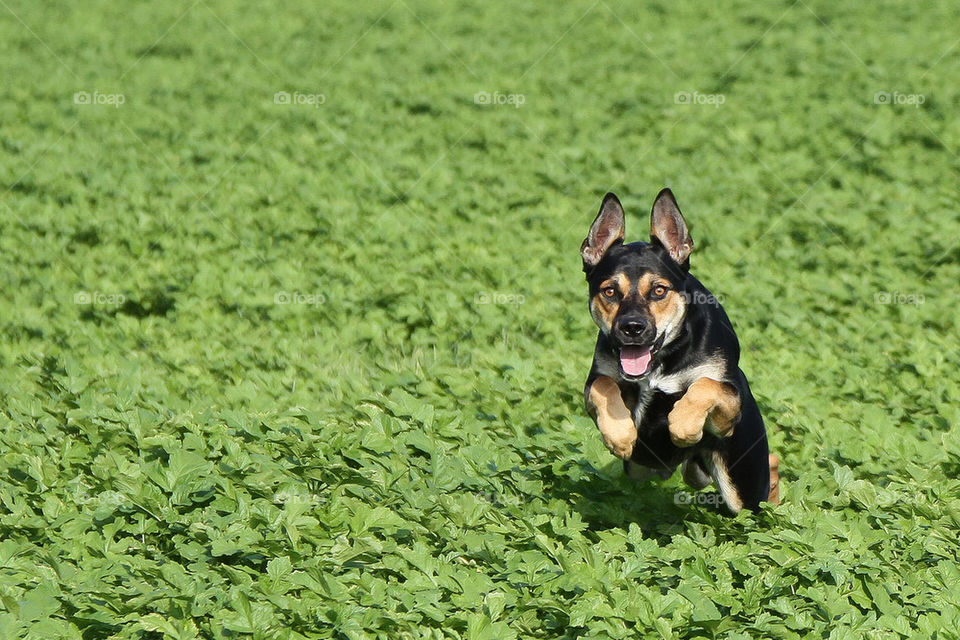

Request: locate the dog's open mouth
(619, 346), (652, 377)
(618, 335), (664, 379)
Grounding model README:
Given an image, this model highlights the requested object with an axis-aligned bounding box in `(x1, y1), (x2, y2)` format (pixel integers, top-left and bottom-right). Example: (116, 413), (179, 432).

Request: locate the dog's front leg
(668, 377), (740, 447)
(586, 376), (637, 459)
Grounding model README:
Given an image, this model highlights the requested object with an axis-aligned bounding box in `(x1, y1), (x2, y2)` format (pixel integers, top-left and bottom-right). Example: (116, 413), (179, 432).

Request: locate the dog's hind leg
(705, 450), (745, 513)
(681, 455), (712, 490)
(767, 454), (781, 505)
(708, 427), (772, 513)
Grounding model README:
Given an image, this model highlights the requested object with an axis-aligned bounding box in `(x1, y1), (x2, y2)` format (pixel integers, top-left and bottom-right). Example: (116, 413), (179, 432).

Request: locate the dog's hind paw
(681, 457), (712, 489)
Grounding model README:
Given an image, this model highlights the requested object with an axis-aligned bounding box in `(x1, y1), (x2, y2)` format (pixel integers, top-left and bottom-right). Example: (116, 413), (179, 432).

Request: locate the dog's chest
(632, 360), (724, 425)
(647, 368), (690, 396)
(631, 382), (656, 425)
(651, 359), (726, 394)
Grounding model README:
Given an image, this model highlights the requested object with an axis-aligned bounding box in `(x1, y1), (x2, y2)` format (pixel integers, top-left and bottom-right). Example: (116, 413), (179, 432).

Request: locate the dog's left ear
(650, 188), (693, 268)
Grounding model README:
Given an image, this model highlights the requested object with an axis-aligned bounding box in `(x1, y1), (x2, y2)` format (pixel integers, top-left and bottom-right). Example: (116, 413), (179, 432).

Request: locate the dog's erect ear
(650, 188), (693, 268)
(581, 193), (625, 269)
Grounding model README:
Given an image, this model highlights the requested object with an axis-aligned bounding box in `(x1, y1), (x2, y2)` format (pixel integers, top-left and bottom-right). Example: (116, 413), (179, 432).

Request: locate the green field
(2, 0), (960, 638)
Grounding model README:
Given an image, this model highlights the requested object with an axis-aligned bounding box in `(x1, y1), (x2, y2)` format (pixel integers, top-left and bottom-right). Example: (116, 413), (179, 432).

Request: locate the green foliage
(1, 0), (959, 637)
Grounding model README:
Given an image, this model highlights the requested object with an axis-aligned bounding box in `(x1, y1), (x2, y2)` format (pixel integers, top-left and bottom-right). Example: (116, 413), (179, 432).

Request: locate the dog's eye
(602, 287), (617, 299)
(650, 285), (668, 300)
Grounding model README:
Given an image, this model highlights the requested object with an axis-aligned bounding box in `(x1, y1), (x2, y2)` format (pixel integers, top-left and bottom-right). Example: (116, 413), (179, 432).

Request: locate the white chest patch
(648, 357), (727, 395)
(593, 351), (727, 427)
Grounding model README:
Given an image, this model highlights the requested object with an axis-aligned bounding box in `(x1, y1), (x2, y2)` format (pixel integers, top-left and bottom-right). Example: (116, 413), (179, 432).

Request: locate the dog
(581, 189), (779, 513)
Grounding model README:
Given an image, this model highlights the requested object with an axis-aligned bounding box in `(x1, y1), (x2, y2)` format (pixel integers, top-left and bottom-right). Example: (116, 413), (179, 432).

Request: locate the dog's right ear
(581, 193), (625, 270)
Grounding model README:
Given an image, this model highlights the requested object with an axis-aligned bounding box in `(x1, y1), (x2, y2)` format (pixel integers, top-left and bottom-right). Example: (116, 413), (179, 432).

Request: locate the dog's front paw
(588, 376), (637, 460)
(668, 398), (707, 447)
(598, 415), (637, 459)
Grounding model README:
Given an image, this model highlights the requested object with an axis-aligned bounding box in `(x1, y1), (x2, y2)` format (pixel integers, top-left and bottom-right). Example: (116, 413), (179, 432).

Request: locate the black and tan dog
(581, 189), (779, 513)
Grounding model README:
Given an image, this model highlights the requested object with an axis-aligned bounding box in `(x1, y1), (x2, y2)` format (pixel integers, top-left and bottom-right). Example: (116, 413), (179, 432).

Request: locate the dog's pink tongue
(620, 347), (652, 377)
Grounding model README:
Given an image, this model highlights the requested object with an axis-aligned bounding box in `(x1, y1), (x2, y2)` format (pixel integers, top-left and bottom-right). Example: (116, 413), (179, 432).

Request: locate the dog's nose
(620, 319), (647, 337)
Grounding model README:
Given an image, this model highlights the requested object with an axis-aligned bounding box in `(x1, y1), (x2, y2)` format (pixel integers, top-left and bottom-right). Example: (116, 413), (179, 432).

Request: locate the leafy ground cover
(1, 0), (959, 637)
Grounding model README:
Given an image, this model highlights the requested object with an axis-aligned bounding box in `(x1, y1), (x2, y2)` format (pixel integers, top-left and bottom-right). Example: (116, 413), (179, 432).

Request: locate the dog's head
(581, 188), (694, 380)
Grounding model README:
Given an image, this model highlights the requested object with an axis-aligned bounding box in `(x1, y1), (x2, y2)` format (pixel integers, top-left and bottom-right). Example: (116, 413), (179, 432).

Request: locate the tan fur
(636, 273), (657, 297)
(637, 273), (685, 344)
(667, 377), (741, 447)
(768, 454), (781, 505)
(590, 296), (617, 333)
(708, 450), (744, 513)
(590, 273), (630, 333)
(586, 376), (637, 459)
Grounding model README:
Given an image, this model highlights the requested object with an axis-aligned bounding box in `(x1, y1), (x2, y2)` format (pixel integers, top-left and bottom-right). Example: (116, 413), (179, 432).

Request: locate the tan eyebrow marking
(637, 272), (670, 297)
(599, 272), (630, 295)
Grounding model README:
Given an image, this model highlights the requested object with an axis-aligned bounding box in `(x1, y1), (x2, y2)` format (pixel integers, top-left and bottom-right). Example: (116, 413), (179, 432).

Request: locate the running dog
(581, 189), (780, 512)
